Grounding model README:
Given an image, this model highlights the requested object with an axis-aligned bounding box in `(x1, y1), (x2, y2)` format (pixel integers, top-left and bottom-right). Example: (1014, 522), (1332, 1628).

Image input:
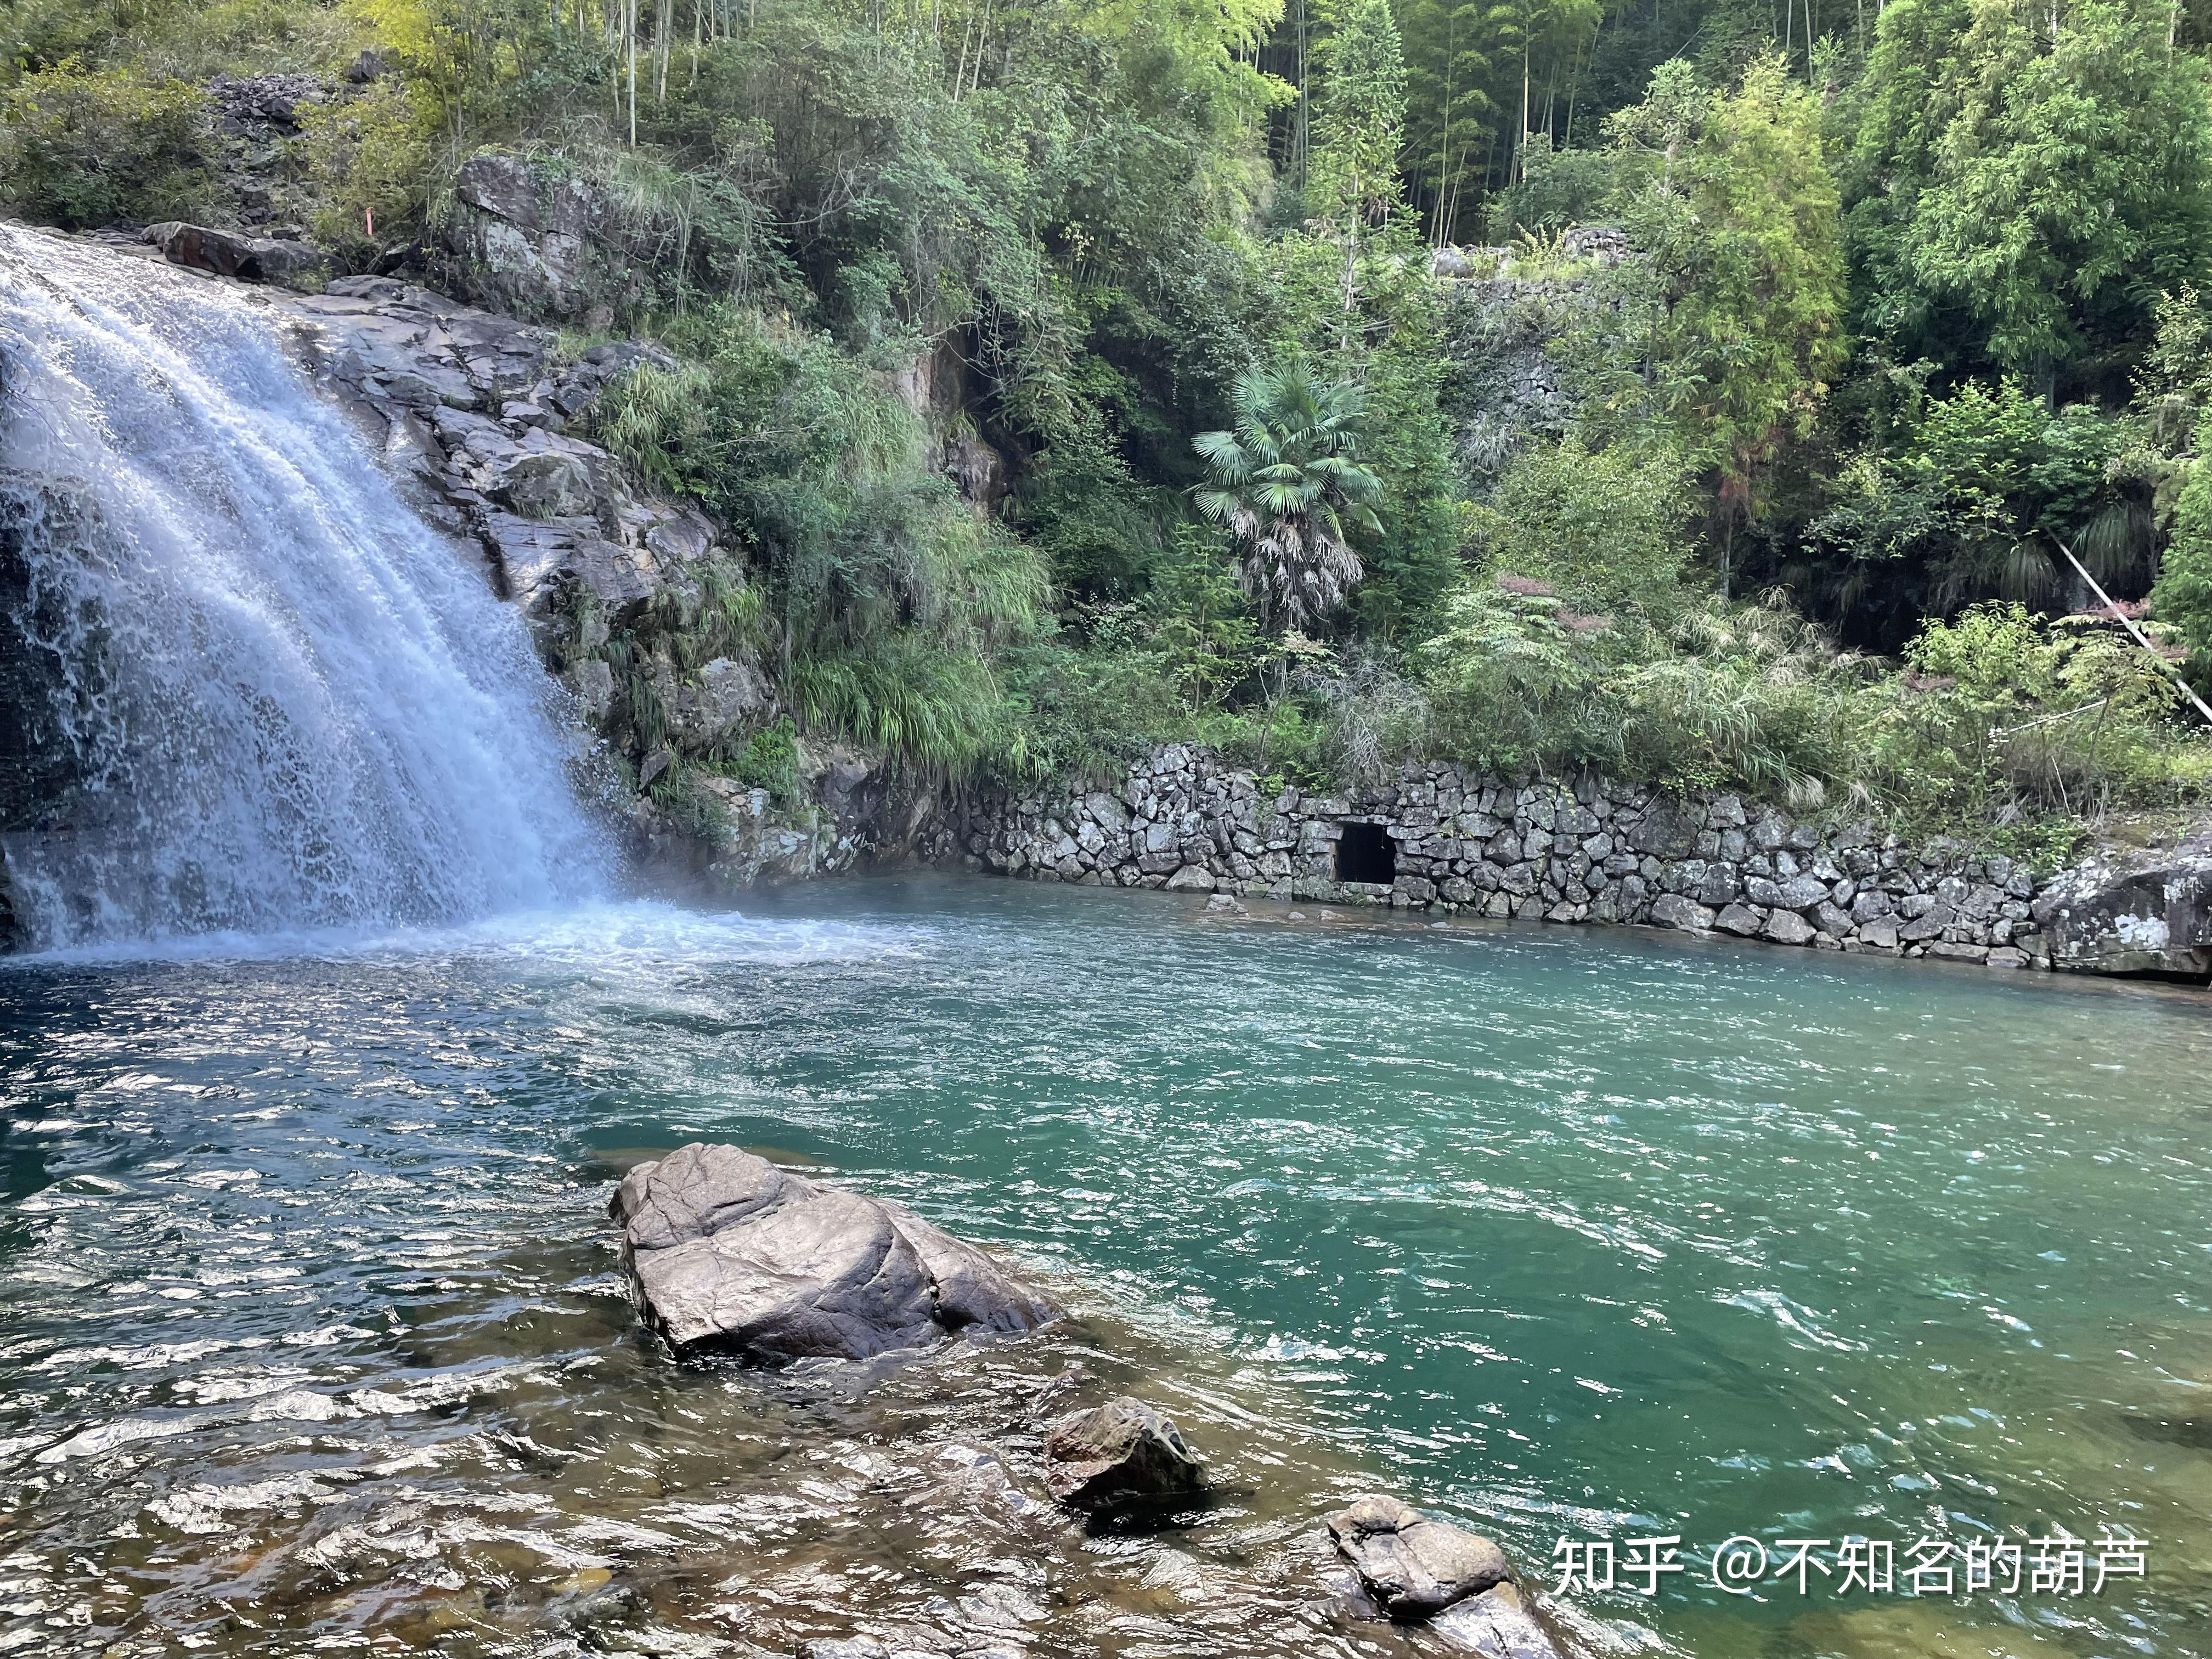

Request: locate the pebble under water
(1, 878), (2207, 1659)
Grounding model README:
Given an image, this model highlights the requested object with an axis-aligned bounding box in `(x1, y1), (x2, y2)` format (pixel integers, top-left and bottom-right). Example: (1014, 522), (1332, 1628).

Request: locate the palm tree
(1192, 358), (1386, 628)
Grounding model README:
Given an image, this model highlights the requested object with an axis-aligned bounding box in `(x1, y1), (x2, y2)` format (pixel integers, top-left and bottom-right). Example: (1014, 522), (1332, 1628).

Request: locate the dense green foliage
(9, 0), (2212, 852)
(0, 61), (222, 226)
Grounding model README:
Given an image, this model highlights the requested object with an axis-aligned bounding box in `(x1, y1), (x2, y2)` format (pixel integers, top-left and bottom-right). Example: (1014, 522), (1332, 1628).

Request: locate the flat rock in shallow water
(1042, 1395), (1205, 1513)
(610, 1142), (1056, 1360)
(1327, 1493), (1513, 1617)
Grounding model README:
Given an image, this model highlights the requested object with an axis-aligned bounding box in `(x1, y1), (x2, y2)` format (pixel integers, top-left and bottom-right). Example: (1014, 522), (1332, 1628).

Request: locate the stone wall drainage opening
(1335, 818), (1396, 885)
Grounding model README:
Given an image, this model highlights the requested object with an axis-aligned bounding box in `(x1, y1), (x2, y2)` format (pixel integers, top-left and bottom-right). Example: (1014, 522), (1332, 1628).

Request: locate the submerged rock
(2031, 839), (2212, 977)
(610, 1143), (1056, 1361)
(1326, 1494), (1513, 1617)
(1327, 1494), (1565, 1655)
(1429, 1579), (1563, 1658)
(1042, 1395), (1205, 1514)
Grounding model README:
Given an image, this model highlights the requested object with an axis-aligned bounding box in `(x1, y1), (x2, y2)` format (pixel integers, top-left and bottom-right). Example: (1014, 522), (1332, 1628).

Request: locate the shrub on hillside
(301, 78), (435, 262)
(0, 63), (224, 229)
(1460, 436), (1695, 611)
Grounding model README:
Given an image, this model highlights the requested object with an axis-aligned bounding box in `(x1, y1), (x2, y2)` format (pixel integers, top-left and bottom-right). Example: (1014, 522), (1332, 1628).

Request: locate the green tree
(300, 79), (436, 260)
(1844, 0), (2212, 396)
(1193, 355), (1387, 625)
(1398, 0), (1498, 244)
(1612, 54), (1847, 594)
(0, 63), (222, 229)
(1811, 380), (2138, 633)
(2153, 407), (2212, 683)
(1463, 435), (1695, 610)
(1307, 0), (1410, 343)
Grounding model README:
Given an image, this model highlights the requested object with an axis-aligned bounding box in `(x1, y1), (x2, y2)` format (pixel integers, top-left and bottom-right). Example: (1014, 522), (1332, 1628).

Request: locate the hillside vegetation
(9, 0), (2212, 862)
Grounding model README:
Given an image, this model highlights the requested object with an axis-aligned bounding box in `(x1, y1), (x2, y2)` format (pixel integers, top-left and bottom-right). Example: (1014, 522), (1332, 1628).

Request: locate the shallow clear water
(2, 878), (2208, 1658)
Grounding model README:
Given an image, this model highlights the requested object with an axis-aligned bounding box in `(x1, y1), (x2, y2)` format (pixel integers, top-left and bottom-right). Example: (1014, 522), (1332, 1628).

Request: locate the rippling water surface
(2, 879), (2208, 1658)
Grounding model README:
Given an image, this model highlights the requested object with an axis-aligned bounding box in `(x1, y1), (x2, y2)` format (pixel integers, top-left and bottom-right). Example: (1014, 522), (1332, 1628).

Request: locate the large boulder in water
(609, 1143), (1056, 1361)
(1328, 1494), (1562, 1655)
(2030, 836), (2212, 977)
(1042, 1396), (1205, 1514)
(1328, 1494), (1512, 1618)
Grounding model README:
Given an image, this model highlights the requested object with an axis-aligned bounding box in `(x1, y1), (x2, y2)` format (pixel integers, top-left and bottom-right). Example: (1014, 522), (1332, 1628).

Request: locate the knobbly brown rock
(610, 1143), (1056, 1362)
(1325, 1493), (1513, 1618)
(1042, 1396), (1205, 1514)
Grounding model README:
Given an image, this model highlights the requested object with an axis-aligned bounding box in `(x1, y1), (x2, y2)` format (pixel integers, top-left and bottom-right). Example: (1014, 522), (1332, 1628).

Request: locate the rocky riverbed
(592, 1143), (1575, 1659)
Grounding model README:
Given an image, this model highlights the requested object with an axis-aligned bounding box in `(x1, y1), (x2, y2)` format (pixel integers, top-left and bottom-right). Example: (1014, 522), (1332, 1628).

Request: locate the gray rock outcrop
(267, 274), (709, 650)
(1327, 1494), (1513, 1618)
(1042, 1396), (1206, 1514)
(440, 149), (619, 320)
(205, 71), (327, 134)
(610, 1143), (1057, 1361)
(2031, 836), (2212, 976)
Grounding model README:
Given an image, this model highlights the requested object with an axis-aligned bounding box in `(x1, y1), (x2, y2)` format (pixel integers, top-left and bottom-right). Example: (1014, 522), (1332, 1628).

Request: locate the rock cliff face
(274, 275), (706, 654)
(259, 270), (951, 888)
(958, 745), (2151, 975)
(437, 149), (635, 324)
(1435, 231), (1633, 484)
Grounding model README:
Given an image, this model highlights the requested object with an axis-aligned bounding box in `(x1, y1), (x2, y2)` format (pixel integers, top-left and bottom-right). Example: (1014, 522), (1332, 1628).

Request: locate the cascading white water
(0, 227), (611, 951)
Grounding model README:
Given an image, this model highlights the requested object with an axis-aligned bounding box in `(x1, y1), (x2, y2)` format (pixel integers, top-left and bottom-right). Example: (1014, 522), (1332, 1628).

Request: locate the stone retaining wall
(956, 746), (2051, 969)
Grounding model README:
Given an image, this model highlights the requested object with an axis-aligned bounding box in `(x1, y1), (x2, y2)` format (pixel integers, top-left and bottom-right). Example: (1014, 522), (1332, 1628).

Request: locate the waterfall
(0, 228), (611, 951)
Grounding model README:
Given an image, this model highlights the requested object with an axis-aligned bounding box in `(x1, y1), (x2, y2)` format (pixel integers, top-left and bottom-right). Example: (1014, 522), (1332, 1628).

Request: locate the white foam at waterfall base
(5, 900), (933, 974)
(0, 228), (612, 948)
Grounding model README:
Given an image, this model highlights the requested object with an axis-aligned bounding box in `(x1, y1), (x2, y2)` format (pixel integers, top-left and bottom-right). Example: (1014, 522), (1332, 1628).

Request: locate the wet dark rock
(1325, 1493), (1512, 1618)
(1429, 1579), (1565, 1658)
(1024, 1361), (1088, 1419)
(2031, 838), (2212, 977)
(1042, 1395), (1205, 1514)
(610, 1143), (1056, 1361)
(143, 222), (324, 285)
